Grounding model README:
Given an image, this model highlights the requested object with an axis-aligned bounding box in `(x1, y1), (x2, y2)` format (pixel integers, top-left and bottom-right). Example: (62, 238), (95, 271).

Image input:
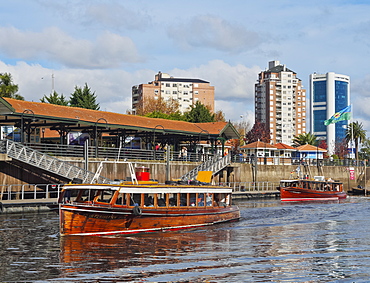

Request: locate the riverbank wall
(0, 158), (364, 190)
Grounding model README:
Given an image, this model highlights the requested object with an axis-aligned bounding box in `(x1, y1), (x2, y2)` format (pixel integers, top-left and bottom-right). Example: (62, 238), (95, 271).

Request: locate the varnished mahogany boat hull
(280, 187), (347, 202)
(60, 204), (240, 236)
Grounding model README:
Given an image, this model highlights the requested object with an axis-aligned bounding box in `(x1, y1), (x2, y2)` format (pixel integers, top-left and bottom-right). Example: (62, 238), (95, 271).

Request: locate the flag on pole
(324, 105), (351, 126)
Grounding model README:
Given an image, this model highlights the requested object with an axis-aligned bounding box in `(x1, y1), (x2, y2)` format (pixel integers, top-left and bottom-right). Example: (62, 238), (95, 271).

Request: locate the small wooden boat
(348, 186), (366, 196)
(279, 178), (347, 202)
(58, 171), (240, 236)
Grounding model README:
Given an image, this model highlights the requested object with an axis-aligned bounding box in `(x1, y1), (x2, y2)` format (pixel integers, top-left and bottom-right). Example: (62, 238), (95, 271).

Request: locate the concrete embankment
(0, 199), (58, 214)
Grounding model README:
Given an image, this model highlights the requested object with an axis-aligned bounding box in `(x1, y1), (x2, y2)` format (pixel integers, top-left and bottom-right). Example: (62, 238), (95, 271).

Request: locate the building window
(166, 83), (170, 87)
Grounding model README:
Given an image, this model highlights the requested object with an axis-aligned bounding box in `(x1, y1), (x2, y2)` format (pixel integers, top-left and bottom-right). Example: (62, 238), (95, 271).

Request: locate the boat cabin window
(217, 193), (230, 207)
(206, 193), (213, 206)
(180, 193), (188, 206)
(144, 193), (155, 207)
(76, 189), (98, 202)
(156, 193), (167, 207)
(168, 193), (178, 206)
(115, 193), (127, 206)
(130, 193), (142, 206)
(189, 193), (196, 206)
(197, 193), (205, 206)
(62, 189), (79, 203)
(95, 190), (114, 203)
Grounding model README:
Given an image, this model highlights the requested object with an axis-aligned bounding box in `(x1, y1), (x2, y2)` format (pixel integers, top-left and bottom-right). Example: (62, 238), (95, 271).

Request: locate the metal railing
(181, 154), (231, 181)
(0, 140), (112, 184)
(215, 181), (280, 193)
(19, 142), (216, 163)
(0, 183), (63, 201)
(2, 141), (367, 168)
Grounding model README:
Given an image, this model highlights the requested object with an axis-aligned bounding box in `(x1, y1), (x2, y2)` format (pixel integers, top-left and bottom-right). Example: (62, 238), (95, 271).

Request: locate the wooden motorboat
(279, 178), (347, 202)
(348, 186), (366, 196)
(58, 172), (240, 236)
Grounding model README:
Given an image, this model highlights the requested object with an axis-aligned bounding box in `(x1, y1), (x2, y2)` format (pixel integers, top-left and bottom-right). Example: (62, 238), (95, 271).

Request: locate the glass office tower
(310, 72), (350, 155)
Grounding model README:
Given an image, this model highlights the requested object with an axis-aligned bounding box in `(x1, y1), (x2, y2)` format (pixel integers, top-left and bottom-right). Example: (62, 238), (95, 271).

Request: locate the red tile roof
(274, 143), (295, 150)
(295, 144), (327, 152)
(240, 141), (277, 149)
(1, 98), (239, 138)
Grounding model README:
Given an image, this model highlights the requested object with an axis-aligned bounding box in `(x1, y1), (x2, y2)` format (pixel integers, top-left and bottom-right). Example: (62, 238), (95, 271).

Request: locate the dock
(233, 191), (280, 199)
(0, 198), (58, 214)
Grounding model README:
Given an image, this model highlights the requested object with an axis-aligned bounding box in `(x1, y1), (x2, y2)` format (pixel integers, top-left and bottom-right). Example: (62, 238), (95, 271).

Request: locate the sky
(1, 0), (370, 133)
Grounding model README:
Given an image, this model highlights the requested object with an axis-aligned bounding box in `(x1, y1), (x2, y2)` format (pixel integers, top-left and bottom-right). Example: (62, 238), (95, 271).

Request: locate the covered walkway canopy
(0, 98), (240, 151)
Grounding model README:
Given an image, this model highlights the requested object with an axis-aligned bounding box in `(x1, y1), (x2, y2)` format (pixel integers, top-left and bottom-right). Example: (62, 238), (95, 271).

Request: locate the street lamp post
(94, 118), (108, 158)
(153, 125), (164, 160)
(21, 109), (35, 144)
(198, 129), (210, 161)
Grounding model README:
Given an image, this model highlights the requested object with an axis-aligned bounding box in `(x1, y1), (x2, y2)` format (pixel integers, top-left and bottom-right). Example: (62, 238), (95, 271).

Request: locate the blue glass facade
(313, 109), (326, 133)
(335, 80), (349, 141)
(312, 78), (349, 142)
(313, 81), (326, 103)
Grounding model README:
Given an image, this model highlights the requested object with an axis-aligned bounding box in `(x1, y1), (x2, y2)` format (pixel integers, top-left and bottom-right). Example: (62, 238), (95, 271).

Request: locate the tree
(359, 137), (370, 160)
(40, 91), (69, 106)
(70, 83), (100, 110)
(136, 97), (181, 116)
(318, 140), (329, 158)
(145, 111), (185, 121)
(214, 110), (226, 122)
(334, 138), (348, 159)
(346, 121), (366, 160)
(233, 119), (252, 146)
(292, 132), (317, 147)
(183, 101), (215, 123)
(245, 121), (270, 144)
(0, 73), (24, 100)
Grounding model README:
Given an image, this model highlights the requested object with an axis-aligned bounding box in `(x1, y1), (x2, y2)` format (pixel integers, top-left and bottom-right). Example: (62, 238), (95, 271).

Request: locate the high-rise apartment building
(132, 72), (214, 114)
(255, 61), (307, 145)
(310, 72), (350, 154)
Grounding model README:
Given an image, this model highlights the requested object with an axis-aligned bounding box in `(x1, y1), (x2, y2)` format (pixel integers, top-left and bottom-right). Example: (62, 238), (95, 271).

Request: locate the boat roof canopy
(280, 179), (342, 184)
(63, 184), (232, 194)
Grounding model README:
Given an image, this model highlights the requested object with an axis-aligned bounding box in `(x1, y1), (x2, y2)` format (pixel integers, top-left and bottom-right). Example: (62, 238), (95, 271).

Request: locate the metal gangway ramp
(0, 140), (112, 184)
(181, 153), (231, 181)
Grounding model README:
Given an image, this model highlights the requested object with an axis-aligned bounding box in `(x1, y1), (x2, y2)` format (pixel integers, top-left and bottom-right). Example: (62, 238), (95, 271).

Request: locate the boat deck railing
(0, 181), (280, 202)
(214, 181), (280, 193)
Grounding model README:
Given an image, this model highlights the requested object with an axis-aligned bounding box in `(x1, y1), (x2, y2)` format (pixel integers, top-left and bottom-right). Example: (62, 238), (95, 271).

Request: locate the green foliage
(0, 73), (23, 100)
(292, 132), (317, 147)
(70, 83), (100, 110)
(183, 101), (215, 123)
(145, 111), (185, 121)
(40, 91), (69, 106)
(359, 137), (370, 160)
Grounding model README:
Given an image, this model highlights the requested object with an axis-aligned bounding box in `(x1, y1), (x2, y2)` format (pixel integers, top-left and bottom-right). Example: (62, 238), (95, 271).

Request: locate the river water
(1, 197), (370, 282)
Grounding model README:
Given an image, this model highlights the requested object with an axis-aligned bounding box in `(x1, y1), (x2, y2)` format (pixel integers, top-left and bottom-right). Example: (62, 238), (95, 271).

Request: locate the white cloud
(0, 27), (141, 68)
(84, 3), (152, 31)
(171, 59), (260, 107)
(1, 59), (260, 124)
(167, 15), (261, 53)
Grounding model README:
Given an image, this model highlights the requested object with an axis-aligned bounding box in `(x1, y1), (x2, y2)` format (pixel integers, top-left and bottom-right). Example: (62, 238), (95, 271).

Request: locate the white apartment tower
(255, 61), (307, 145)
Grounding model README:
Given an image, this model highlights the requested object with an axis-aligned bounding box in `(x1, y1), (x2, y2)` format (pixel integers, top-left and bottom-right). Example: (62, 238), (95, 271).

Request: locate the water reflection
(59, 227), (234, 280)
(1, 198), (370, 282)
